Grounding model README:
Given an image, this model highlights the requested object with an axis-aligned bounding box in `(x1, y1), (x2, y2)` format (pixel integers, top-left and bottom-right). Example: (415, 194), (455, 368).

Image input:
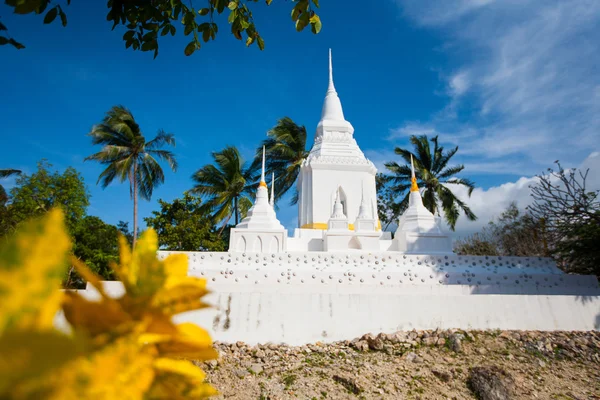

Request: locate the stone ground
(197, 330), (600, 400)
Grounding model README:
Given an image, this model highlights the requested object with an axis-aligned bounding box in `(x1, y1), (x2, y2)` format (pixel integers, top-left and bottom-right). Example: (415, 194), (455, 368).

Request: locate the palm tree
(251, 117), (308, 205)
(384, 135), (476, 230)
(85, 105), (177, 247)
(0, 169), (21, 205)
(191, 146), (255, 233)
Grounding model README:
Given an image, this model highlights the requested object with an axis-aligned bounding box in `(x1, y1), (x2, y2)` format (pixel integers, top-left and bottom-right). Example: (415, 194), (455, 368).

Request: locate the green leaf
(0, 22), (6, 31)
(13, 3), (38, 14)
(141, 40), (157, 52)
(227, 10), (237, 24)
(257, 36), (265, 51)
(295, 12), (309, 32)
(312, 0), (320, 7)
(245, 36), (254, 46)
(184, 41), (196, 56)
(202, 27), (210, 43)
(8, 38), (25, 50)
(58, 7), (67, 27)
(0, 36), (8, 46)
(123, 30), (136, 41)
(266, 0), (273, 5)
(198, 8), (210, 16)
(161, 25), (170, 36)
(309, 14), (321, 34)
(227, 1), (238, 11)
(170, 25), (176, 36)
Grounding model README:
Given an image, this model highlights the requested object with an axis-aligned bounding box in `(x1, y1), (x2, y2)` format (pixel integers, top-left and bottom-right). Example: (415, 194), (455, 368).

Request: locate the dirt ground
(198, 330), (600, 400)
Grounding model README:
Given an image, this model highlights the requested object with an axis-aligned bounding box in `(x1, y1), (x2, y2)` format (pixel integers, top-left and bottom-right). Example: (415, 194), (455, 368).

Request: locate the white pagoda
(229, 49), (452, 254)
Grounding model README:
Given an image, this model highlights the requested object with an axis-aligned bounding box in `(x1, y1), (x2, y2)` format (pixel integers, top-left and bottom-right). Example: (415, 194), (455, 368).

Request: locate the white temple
(229, 49), (453, 255)
(78, 50), (600, 345)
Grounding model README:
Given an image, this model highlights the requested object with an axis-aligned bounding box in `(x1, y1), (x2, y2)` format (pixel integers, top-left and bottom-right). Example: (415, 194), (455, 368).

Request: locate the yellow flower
(0, 209), (70, 334)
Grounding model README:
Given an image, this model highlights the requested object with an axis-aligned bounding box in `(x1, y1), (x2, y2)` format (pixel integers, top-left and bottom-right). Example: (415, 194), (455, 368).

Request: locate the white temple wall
(66, 280), (600, 346)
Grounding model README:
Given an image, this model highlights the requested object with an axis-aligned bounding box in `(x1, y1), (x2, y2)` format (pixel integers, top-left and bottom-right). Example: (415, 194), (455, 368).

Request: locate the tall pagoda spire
(259, 145), (267, 188)
(320, 48), (346, 122)
(269, 172), (275, 207)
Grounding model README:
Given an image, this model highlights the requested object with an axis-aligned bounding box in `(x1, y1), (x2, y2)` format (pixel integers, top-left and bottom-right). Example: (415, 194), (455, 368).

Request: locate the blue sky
(1, 0), (599, 236)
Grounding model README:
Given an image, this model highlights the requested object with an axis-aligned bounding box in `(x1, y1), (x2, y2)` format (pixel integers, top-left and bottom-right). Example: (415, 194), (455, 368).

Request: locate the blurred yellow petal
(0, 209), (70, 334)
(162, 253), (188, 276)
(152, 279), (210, 316)
(44, 335), (155, 400)
(188, 383), (219, 399)
(153, 358), (205, 382)
(62, 292), (132, 337)
(0, 330), (85, 396)
(71, 256), (106, 297)
(156, 323), (217, 361)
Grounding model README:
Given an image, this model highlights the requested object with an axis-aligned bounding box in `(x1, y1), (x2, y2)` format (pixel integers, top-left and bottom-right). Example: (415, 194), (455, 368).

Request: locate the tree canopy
(2, 0), (322, 57)
(144, 192), (226, 251)
(1, 160), (90, 235)
(72, 216), (120, 281)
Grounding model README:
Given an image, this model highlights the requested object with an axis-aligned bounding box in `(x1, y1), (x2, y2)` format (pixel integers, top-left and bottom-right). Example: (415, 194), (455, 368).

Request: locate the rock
(436, 337), (447, 346)
(254, 349), (266, 359)
(423, 336), (438, 346)
(448, 334), (463, 353)
(332, 375), (363, 395)
(432, 369), (452, 383)
(390, 331), (409, 343)
(468, 366), (514, 400)
(537, 359), (546, 368)
(352, 340), (369, 352)
(405, 352), (423, 363)
(205, 359), (218, 369)
(249, 363), (263, 374)
(477, 348), (487, 355)
(234, 368), (249, 379)
(367, 336), (384, 351)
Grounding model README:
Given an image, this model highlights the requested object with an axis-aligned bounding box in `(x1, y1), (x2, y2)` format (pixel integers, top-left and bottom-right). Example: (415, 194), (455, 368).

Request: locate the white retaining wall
(67, 252), (600, 346)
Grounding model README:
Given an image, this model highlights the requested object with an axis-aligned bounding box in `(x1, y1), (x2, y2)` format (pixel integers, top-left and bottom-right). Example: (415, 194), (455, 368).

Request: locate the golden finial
(410, 154), (419, 192)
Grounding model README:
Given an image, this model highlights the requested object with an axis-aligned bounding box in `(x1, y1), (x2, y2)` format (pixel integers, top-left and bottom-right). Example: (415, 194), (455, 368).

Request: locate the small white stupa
(229, 147), (287, 252)
(394, 155), (453, 254)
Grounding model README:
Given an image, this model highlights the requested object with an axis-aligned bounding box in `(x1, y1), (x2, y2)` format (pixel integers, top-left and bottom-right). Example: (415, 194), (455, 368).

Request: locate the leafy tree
(144, 192), (226, 251)
(528, 161), (600, 276)
(2, 0), (322, 56)
(191, 146), (255, 231)
(72, 216), (120, 281)
(384, 135), (477, 231)
(85, 105), (177, 248)
(117, 220), (134, 246)
(2, 160), (89, 235)
(0, 168), (21, 206)
(251, 117), (308, 204)
(454, 202), (547, 257)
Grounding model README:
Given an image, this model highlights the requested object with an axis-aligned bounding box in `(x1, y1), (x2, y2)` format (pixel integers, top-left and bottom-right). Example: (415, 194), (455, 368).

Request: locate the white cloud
(448, 71), (470, 97)
(449, 151), (600, 237)
(394, 0), (600, 171)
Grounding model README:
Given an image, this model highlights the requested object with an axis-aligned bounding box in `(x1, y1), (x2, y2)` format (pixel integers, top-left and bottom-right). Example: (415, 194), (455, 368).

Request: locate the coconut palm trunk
(132, 163), (138, 248)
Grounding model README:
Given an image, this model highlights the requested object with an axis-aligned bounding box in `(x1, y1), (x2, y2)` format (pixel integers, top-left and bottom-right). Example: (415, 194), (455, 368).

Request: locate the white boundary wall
(65, 252), (600, 346)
